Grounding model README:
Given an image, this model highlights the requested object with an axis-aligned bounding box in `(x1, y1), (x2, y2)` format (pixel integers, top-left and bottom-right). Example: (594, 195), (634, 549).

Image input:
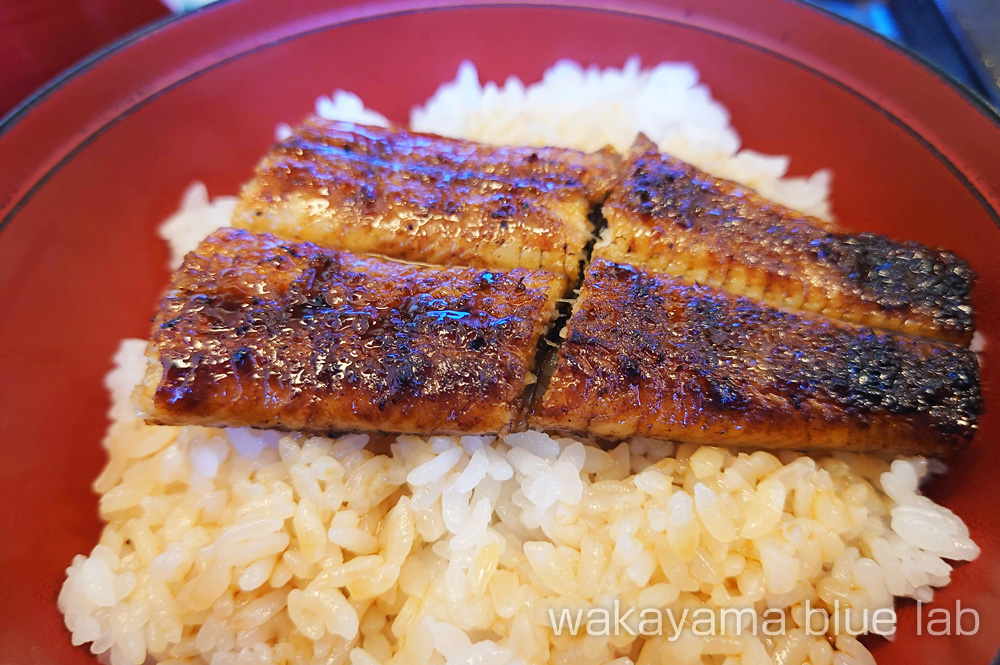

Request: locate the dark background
(808, 0), (1000, 106)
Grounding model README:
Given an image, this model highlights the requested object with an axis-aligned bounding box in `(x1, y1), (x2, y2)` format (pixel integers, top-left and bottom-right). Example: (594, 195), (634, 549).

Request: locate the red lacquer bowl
(1, 0), (998, 663)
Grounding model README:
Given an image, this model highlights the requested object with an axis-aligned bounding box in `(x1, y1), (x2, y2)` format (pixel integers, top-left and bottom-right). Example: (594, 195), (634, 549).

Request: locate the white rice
(159, 183), (238, 269)
(61, 60), (977, 665)
(411, 59), (833, 220)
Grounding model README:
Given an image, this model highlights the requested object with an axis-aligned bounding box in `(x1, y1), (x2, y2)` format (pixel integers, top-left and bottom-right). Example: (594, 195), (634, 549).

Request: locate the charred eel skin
(532, 258), (980, 455)
(138, 228), (565, 435)
(598, 137), (975, 345)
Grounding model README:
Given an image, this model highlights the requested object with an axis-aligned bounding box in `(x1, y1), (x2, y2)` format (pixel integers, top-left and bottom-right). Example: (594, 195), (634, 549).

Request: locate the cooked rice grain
(60, 341), (977, 665)
(410, 59), (833, 219)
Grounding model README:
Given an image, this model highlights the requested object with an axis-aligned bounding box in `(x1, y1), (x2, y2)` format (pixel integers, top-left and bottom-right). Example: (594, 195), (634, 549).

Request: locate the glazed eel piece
(233, 119), (619, 284)
(532, 259), (980, 455)
(597, 137), (976, 345)
(137, 228), (565, 435)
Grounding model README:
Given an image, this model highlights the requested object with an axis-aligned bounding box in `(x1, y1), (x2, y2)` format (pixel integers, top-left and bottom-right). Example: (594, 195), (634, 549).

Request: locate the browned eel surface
(532, 259), (980, 455)
(233, 119), (619, 283)
(137, 228), (565, 435)
(598, 138), (975, 345)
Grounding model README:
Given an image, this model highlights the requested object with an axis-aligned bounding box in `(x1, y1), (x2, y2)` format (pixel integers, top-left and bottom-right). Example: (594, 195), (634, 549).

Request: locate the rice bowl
(57, 60), (980, 665)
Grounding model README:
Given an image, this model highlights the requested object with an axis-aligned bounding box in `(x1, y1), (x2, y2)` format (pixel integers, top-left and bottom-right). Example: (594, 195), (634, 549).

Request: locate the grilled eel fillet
(597, 137), (976, 345)
(532, 259), (980, 455)
(137, 228), (565, 435)
(233, 119), (619, 284)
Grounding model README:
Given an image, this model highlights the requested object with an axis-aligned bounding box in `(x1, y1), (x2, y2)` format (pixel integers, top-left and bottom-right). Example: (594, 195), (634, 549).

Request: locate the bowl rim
(1, 0), (998, 139)
(1, 2), (998, 661)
